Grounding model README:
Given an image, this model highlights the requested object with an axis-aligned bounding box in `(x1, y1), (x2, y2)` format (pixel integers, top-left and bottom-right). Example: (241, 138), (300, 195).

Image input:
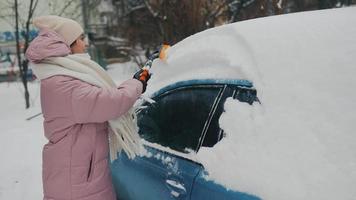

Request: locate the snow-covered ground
(1, 7), (356, 200)
(0, 81), (44, 200)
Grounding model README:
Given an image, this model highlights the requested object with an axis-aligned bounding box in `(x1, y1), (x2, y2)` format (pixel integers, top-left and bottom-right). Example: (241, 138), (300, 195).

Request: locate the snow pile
(199, 98), (356, 199)
(148, 7), (356, 200)
(146, 28), (258, 95)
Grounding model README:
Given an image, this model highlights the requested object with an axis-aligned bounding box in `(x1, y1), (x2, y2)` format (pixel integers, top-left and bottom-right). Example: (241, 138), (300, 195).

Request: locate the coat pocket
(87, 153), (94, 182)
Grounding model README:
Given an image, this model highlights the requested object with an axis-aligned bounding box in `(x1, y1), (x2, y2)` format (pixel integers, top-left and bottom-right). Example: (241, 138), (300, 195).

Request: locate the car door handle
(166, 179), (187, 198)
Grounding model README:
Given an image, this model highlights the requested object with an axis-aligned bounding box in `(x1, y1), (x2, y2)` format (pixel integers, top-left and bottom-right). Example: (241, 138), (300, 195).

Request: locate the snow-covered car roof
(146, 7), (356, 200)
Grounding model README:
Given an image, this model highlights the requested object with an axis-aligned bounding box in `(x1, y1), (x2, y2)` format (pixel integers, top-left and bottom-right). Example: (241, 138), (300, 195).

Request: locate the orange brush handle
(139, 69), (149, 81)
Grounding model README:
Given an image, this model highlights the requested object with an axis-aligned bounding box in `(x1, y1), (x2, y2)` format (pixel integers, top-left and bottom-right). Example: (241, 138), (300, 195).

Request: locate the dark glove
(133, 69), (151, 93)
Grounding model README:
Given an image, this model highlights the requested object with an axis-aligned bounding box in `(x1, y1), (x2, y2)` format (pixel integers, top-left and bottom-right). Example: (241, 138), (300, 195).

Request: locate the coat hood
(25, 29), (70, 63)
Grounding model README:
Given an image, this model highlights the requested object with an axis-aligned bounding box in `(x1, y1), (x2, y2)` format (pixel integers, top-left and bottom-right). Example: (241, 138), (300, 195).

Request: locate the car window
(197, 86), (259, 151)
(137, 86), (223, 153)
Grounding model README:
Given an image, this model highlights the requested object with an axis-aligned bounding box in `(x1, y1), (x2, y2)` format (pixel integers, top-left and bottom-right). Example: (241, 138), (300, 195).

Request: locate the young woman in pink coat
(25, 16), (149, 200)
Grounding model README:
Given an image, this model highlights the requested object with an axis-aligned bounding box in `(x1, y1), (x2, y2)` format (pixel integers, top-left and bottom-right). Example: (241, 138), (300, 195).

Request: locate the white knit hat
(33, 15), (84, 46)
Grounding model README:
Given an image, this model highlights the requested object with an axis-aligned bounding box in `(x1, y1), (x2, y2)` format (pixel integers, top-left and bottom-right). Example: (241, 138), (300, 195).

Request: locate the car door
(111, 146), (201, 200)
(111, 84), (226, 200)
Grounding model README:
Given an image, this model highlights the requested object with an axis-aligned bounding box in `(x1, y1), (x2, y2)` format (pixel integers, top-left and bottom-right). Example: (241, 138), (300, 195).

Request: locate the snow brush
(139, 44), (170, 82)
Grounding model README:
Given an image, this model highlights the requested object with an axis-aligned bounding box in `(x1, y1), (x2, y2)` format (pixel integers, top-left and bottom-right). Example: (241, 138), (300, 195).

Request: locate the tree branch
(30, 0), (39, 14)
(143, 0), (160, 18)
(58, 0), (76, 16)
(208, 1), (227, 19)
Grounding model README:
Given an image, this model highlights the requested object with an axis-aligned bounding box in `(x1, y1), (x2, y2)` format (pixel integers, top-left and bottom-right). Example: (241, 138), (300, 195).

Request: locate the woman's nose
(84, 37), (89, 47)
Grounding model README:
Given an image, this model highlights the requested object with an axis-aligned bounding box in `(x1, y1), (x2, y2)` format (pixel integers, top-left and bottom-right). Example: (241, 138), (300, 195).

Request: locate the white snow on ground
(1, 7), (356, 200)
(0, 81), (45, 199)
(145, 7), (356, 200)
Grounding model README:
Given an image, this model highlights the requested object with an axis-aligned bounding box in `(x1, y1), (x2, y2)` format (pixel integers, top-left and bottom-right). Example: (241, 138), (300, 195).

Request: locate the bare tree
(107, 0), (231, 66)
(113, 0), (230, 49)
(143, 0), (225, 44)
(203, 0), (229, 28)
(14, 0), (39, 108)
(48, 0), (82, 19)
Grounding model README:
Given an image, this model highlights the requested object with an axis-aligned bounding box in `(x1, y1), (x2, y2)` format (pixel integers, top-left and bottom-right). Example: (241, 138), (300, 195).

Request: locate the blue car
(110, 7), (356, 200)
(110, 79), (261, 200)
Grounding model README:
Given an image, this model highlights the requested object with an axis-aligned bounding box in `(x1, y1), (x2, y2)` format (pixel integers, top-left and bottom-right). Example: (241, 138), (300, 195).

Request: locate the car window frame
(195, 84), (227, 152)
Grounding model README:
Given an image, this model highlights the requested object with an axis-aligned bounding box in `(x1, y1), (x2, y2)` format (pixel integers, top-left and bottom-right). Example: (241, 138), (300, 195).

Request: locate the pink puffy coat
(41, 75), (142, 200)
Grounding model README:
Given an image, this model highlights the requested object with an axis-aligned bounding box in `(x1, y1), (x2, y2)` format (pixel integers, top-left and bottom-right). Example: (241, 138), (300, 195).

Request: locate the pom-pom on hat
(33, 15), (84, 46)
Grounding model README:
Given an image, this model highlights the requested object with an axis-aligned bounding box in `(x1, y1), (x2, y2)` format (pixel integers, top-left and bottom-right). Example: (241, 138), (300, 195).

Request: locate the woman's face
(70, 34), (87, 54)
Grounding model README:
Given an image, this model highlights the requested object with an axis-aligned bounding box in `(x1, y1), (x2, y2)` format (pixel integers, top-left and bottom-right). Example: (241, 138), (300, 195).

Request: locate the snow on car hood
(147, 7), (356, 200)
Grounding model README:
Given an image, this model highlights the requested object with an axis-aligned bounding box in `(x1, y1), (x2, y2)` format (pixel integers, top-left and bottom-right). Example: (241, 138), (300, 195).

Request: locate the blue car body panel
(110, 79), (261, 200)
(111, 145), (201, 200)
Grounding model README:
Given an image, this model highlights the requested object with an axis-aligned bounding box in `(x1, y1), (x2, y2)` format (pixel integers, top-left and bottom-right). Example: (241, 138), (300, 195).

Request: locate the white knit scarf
(31, 53), (143, 160)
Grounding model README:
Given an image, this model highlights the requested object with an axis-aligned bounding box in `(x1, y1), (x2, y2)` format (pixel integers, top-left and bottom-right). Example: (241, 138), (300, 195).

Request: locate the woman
(25, 15), (148, 200)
